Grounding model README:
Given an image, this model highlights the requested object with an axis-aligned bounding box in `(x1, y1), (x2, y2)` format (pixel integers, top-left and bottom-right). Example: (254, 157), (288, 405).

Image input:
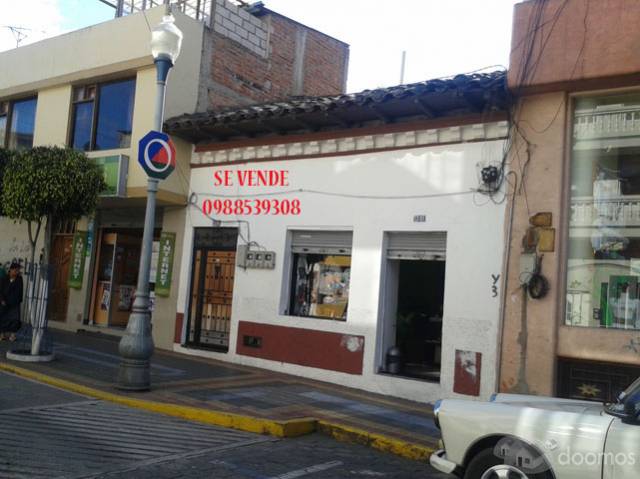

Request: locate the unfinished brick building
(106, 0), (349, 110)
(204, 0), (349, 108)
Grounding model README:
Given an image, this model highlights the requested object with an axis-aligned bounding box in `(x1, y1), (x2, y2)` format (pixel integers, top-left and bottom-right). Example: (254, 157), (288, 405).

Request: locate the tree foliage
(2, 146), (106, 265)
(0, 147), (13, 216)
(2, 146), (106, 225)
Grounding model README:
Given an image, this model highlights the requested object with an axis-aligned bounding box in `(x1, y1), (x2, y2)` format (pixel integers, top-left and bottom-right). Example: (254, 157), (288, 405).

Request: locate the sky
(0, 0), (520, 93)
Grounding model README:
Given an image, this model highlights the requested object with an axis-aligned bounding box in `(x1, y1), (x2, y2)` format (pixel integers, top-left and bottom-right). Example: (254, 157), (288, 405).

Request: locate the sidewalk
(0, 329), (439, 458)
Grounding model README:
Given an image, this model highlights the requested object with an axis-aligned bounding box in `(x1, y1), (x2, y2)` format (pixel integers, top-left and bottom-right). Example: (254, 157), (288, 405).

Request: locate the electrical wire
(188, 196), (253, 244)
(192, 188), (477, 200)
(518, 0), (589, 135)
(508, 0), (588, 218)
(484, 0), (577, 210)
(519, 0), (570, 88)
(168, 145), (256, 246)
(140, 8), (152, 32)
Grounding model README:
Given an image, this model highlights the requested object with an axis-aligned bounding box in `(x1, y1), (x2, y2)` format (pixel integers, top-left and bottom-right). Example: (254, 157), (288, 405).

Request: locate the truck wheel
(464, 447), (553, 479)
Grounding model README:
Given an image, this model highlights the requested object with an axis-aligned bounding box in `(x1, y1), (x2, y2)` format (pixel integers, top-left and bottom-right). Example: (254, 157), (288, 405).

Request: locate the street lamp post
(117, 11), (183, 391)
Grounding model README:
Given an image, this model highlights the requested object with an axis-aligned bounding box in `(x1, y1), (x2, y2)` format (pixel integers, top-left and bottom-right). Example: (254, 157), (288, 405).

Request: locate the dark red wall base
(174, 313), (184, 343)
(236, 321), (364, 375)
(453, 349), (482, 396)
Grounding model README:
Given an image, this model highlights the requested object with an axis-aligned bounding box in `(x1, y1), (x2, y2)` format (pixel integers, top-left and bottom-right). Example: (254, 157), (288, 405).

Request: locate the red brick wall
(236, 321), (364, 375)
(208, 13), (349, 109)
(303, 28), (348, 97)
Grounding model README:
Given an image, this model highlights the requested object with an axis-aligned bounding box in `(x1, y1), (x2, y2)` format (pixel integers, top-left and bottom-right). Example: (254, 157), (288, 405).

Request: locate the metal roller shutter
(386, 231), (447, 260)
(291, 230), (353, 255)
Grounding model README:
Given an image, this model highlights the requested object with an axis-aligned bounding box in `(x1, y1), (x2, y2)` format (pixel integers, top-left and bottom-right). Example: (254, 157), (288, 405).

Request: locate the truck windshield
(620, 377), (640, 404)
(606, 377), (640, 419)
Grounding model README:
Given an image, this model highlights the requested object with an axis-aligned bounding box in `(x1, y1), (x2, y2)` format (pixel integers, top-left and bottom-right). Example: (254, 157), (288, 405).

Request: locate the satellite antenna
(2, 26), (32, 47)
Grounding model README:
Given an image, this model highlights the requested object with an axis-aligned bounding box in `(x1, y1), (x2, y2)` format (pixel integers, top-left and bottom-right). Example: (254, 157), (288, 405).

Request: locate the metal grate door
(188, 250), (235, 350)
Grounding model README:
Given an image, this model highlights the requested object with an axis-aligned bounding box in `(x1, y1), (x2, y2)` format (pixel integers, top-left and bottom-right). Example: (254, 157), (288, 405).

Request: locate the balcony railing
(574, 105), (640, 141)
(99, 0), (216, 26)
(571, 195), (640, 227)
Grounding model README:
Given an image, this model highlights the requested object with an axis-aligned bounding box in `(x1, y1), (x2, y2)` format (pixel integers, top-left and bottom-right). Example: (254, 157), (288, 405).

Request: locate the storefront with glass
(493, 0), (640, 401)
(62, 209), (163, 330)
(567, 94), (640, 330)
(560, 92), (640, 401)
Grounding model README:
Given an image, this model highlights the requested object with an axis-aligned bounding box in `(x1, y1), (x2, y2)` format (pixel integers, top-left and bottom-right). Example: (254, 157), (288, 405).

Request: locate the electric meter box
(236, 245), (276, 269)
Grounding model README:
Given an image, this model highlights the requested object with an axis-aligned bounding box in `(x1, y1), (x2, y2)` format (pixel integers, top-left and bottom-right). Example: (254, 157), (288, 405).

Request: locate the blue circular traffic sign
(138, 130), (176, 180)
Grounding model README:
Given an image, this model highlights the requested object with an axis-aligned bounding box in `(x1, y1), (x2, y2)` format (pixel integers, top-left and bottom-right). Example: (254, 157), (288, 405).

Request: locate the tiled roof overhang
(165, 70), (507, 145)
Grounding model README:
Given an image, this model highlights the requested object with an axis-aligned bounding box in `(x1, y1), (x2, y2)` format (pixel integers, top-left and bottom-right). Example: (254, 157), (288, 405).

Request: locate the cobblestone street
(93, 434), (446, 479)
(0, 331), (439, 451)
(0, 371), (445, 479)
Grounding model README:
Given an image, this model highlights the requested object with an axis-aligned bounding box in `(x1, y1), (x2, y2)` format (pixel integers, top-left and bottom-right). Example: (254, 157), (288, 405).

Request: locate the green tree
(2, 147), (105, 355)
(0, 147), (13, 216)
(2, 146), (106, 266)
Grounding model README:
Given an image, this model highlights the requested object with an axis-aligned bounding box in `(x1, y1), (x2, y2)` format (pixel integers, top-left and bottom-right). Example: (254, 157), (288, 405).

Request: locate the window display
(567, 93), (640, 329)
(290, 253), (350, 320)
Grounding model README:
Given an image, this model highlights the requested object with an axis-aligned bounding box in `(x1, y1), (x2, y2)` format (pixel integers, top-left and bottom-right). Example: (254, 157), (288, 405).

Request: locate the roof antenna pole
(400, 50), (407, 85)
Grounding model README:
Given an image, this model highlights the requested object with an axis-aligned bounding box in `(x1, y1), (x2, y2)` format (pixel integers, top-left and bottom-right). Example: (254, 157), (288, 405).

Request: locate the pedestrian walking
(0, 263), (24, 341)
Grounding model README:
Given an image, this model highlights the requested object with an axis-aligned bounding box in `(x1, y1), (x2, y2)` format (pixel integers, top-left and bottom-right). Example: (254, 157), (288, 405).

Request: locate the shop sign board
(138, 131), (176, 180)
(86, 218), (94, 258)
(68, 231), (88, 289)
(149, 240), (160, 283)
(93, 155), (129, 196)
(155, 232), (176, 297)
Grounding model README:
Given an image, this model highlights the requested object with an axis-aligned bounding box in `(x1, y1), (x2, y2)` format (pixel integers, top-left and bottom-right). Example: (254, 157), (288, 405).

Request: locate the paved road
(0, 371), (447, 479)
(96, 434), (448, 479)
(0, 331), (439, 448)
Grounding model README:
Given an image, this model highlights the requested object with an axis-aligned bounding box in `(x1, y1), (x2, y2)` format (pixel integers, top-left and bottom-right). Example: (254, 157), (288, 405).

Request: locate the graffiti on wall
(1, 257), (29, 271)
(0, 235), (33, 271)
(491, 273), (500, 298)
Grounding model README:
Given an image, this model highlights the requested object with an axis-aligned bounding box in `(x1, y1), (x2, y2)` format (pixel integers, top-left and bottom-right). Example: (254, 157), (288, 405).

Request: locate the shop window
(0, 97), (37, 149)
(287, 230), (352, 321)
(70, 79), (135, 151)
(567, 93), (640, 330)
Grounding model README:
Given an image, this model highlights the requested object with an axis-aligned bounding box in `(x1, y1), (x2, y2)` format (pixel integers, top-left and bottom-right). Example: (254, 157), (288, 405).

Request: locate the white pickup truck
(430, 377), (640, 479)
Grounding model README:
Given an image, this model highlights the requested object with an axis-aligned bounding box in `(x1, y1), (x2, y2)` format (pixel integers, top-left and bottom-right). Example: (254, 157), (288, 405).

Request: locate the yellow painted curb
(0, 362), (315, 438)
(0, 361), (436, 461)
(317, 420), (436, 461)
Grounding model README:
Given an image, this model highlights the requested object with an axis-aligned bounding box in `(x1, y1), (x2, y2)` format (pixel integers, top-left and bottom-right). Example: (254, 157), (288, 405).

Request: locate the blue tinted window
(95, 79), (135, 151)
(71, 102), (94, 151)
(8, 98), (37, 150)
(0, 116), (6, 147)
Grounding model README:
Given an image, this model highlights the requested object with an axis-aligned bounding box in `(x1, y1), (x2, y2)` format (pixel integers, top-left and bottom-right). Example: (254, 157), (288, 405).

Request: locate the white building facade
(167, 72), (511, 402)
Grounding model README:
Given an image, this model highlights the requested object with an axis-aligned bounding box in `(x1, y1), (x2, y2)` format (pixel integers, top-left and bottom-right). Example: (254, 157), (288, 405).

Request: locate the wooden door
(92, 232), (117, 326)
(188, 250), (235, 350)
(109, 234), (141, 328)
(48, 235), (73, 322)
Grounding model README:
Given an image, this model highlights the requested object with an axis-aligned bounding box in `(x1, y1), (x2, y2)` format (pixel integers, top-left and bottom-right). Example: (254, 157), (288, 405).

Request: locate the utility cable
(192, 188), (477, 200)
